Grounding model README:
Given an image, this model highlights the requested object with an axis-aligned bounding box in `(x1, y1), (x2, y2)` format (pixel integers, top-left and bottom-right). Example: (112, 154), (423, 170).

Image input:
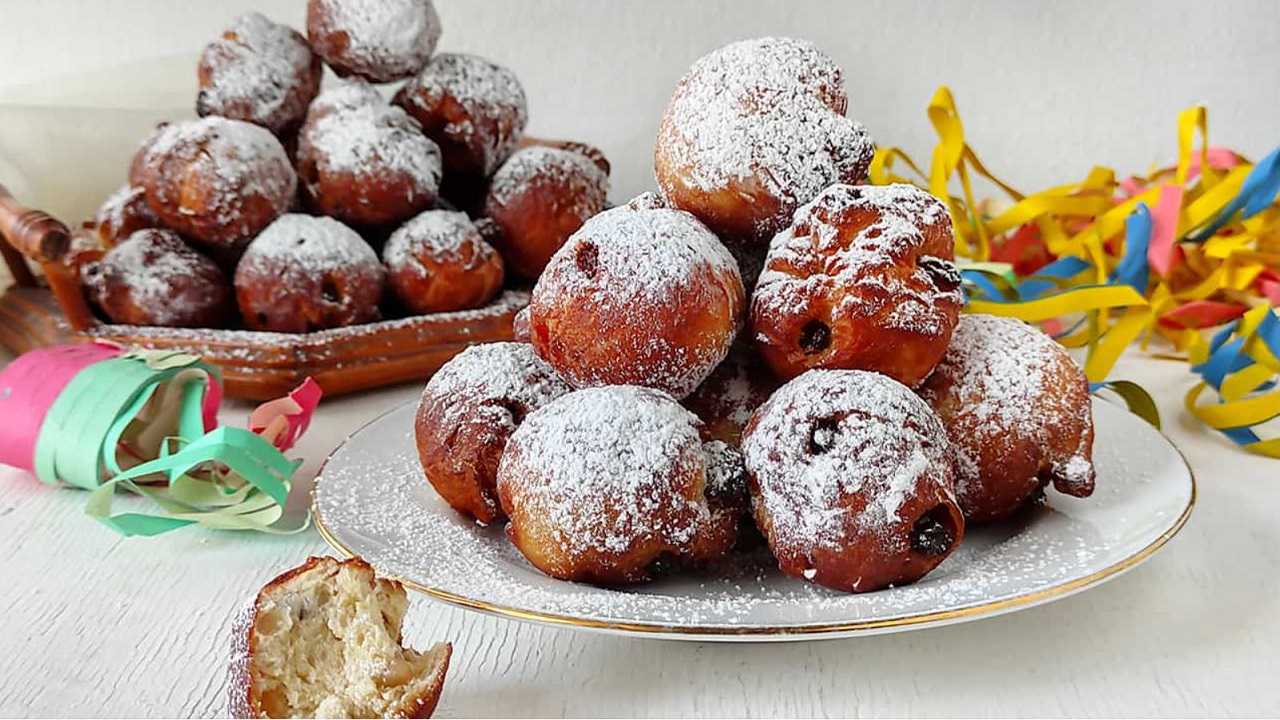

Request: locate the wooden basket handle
(0, 183), (71, 265)
(0, 184), (98, 331)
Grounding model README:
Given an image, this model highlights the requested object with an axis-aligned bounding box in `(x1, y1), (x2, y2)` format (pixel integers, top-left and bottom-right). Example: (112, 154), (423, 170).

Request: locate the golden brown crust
(196, 13), (323, 136)
(94, 184), (159, 249)
(295, 89), (442, 228)
(751, 184), (963, 388)
(128, 123), (169, 188)
(917, 314), (1096, 523)
(483, 146), (609, 280)
(495, 386), (736, 585)
(653, 38), (873, 246)
(414, 390), (509, 524)
(233, 214), (384, 333)
(742, 370), (965, 593)
(414, 343), (571, 524)
(527, 205), (745, 400)
(138, 118), (296, 249)
(81, 229), (234, 328)
(393, 53), (528, 178)
(306, 0), (440, 83)
(384, 211), (504, 315)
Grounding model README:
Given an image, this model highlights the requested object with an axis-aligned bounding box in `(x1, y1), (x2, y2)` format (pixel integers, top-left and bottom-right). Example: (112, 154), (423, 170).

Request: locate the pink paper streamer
(1185, 146), (1242, 181)
(0, 342), (122, 472)
(1147, 184), (1185, 277)
(201, 374), (223, 433)
(247, 378), (322, 452)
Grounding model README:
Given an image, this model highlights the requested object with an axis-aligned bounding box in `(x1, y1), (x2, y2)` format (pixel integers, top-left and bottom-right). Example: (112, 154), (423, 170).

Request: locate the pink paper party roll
(0, 342), (122, 472)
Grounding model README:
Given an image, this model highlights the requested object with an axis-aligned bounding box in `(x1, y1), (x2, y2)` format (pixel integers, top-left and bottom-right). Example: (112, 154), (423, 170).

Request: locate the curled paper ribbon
(248, 377), (321, 452)
(0, 345), (322, 534)
(874, 87), (1280, 455)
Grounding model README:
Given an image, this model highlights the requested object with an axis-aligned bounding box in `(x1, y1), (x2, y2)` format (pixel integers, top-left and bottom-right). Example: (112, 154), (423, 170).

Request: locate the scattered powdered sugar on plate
(422, 341), (571, 437)
(742, 369), (954, 551)
(312, 0), (441, 79)
(199, 12), (315, 130)
(656, 36), (874, 232)
(487, 146), (609, 212)
(497, 386), (709, 556)
(754, 183), (963, 337)
(312, 398), (1188, 634)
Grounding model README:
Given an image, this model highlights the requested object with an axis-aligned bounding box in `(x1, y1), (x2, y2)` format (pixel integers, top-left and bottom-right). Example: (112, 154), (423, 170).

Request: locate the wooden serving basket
(0, 138), (607, 400)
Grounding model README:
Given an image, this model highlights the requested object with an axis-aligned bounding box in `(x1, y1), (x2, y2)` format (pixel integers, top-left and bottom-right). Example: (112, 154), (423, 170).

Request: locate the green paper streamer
(30, 351), (307, 536)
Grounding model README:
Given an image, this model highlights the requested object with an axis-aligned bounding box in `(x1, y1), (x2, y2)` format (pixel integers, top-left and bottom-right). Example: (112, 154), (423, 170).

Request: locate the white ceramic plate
(313, 398), (1194, 641)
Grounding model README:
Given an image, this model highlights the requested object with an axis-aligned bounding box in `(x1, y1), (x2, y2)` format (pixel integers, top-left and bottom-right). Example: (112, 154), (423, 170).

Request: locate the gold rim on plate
(312, 402), (1197, 638)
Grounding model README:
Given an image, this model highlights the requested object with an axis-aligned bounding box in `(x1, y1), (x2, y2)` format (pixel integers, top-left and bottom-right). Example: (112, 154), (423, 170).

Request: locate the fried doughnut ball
(383, 210), (504, 314)
(234, 214), (384, 332)
(306, 0), (441, 83)
(483, 146), (609, 280)
(415, 342), (571, 524)
(137, 117), (296, 249)
(655, 37), (874, 245)
(197, 12), (322, 136)
(918, 314), (1096, 523)
(394, 53), (529, 178)
(511, 306), (531, 343)
(128, 123), (169, 187)
(94, 184), (159, 248)
(684, 438), (752, 564)
(81, 229), (234, 328)
(496, 385), (739, 584)
(682, 344), (778, 445)
(742, 369), (964, 593)
(296, 80), (443, 228)
(752, 184), (963, 387)
(527, 203), (745, 399)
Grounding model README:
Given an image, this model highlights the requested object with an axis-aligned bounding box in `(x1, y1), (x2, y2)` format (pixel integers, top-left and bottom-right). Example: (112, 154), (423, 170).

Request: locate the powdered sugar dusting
(94, 184), (155, 242)
(919, 314), (1095, 495)
(82, 230), (229, 326)
(422, 342), (570, 436)
(540, 205), (740, 303)
(198, 12), (317, 132)
(303, 91), (442, 193)
(237, 214), (382, 294)
(312, 397), (1186, 632)
(143, 117), (296, 236)
(754, 184), (963, 336)
(498, 386), (709, 556)
(657, 37), (873, 234)
(311, 0), (441, 81)
(383, 210), (493, 273)
(488, 146), (609, 213)
(531, 204), (745, 397)
(743, 370), (955, 552)
(398, 53), (528, 175)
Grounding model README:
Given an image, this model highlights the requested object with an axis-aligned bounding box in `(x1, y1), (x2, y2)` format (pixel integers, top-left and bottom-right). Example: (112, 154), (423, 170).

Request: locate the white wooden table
(0, 349), (1276, 717)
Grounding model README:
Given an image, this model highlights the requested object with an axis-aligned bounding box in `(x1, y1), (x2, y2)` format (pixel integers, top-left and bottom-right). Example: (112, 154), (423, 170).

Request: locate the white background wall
(1, 0), (1277, 205)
